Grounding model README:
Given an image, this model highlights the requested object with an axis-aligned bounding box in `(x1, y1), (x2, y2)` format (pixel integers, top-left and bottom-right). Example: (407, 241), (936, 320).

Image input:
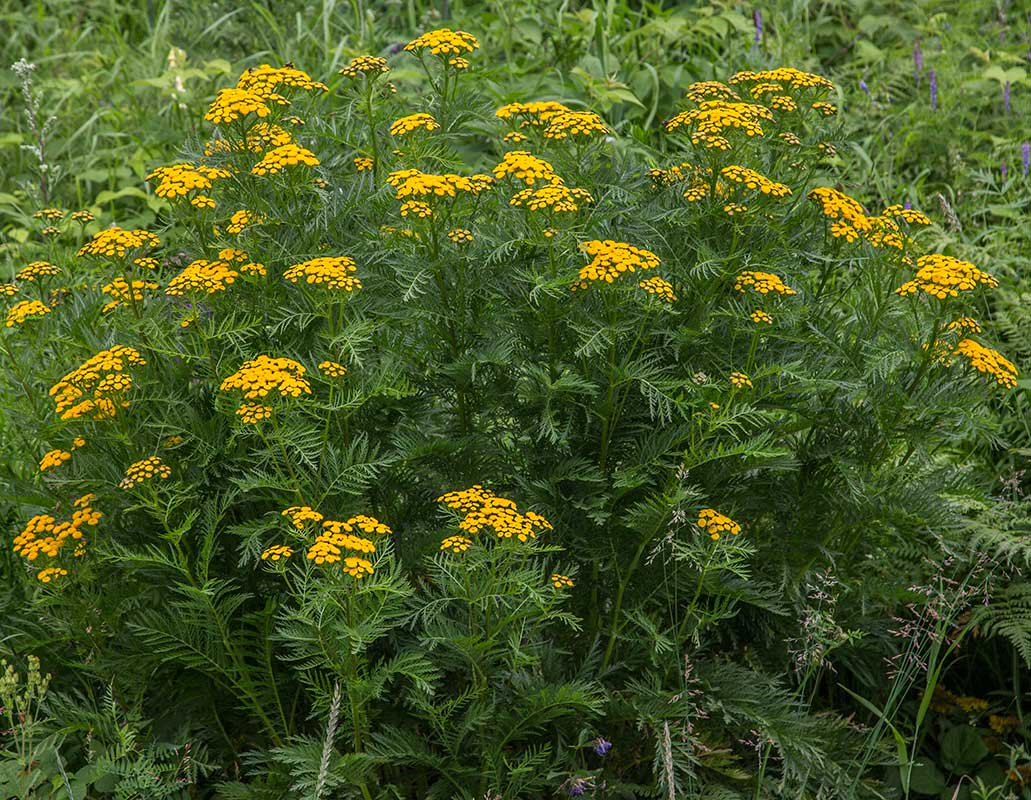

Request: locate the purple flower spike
(753, 9), (762, 45)
(568, 781), (586, 797)
(593, 737), (613, 757)
(1001, 161), (1008, 179)
(913, 41), (924, 79)
(860, 78), (870, 96)
(1021, 141), (1029, 176)
(929, 69), (937, 110)
(1005, 81), (1012, 113)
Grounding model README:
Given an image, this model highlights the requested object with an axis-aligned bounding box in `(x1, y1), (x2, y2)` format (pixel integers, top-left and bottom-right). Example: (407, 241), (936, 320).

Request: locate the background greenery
(3, 1), (1031, 799)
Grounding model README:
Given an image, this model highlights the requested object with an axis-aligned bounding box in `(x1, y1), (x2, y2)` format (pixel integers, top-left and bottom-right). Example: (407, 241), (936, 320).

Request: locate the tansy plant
(0, 29), (1019, 800)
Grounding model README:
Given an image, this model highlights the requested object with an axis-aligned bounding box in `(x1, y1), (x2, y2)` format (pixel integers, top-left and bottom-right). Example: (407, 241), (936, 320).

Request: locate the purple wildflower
(1005, 81), (1012, 113)
(593, 737), (612, 757)
(913, 41), (923, 80)
(929, 69), (937, 110)
(1021, 141), (1029, 176)
(568, 780), (586, 797)
(753, 9), (762, 46)
(1001, 161), (1008, 180)
(904, 202), (913, 210)
(860, 78), (870, 96)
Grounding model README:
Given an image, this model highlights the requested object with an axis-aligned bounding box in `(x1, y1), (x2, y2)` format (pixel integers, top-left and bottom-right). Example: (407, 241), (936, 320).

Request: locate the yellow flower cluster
(390, 113), (439, 136)
(895, 254), (998, 299)
(71, 210), (95, 223)
(147, 163), (231, 199)
(720, 165), (791, 197)
(39, 437), (84, 472)
(318, 360), (348, 378)
(261, 544), (293, 561)
(492, 151), (560, 185)
(665, 100), (773, 145)
(284, 256), (361, 291)
(696, 508), (742, 541)
(947, 317), (982, 334)
(550, 573), (574, 588)
(237, 403), (273, 424)
(339, 55), (390, 78)
(883, 204), (932, 226)
(227, 209), (260, 234)
(220, 355), (312, 402)
(34, 208), (63, 221)
(495, 100), (570, 128)
(729, 67), (834, 93)
(14, 494), (101, 563)
(236, 64), (327, 96)
(638, 276), (676, 302)
(250, 143), (319, 176)
(770, 95), (797, 112)
(38, 567), (68, 583)
(78, 227), (160, 258)
(751, 309), (774, 324)
(404, 28), (479, 56)
(543, 110), (608, 140)
(16, 260), (60, 280)
(165, 259), (238, 296)
(954, 339), (1018, 388)
(811, 101), (837, 116)
(735, 271), (796, 296)
(729, 371), (753, 389)
(119, 455), (172, 489)
(401, 200), (433, 218)
(437, 485), (553, 544)
(5, 299), (50, 327)
(440, 534), (472, 553)
(510, 184), (593, 213)
(778, 131), (802, 146)
(388, 169), (479, 199)
(50, 346), (145, 421)
(282, 505), (324, 529)
(205, 87), (286, 125)
(723, 202), (748, 215)
(1, 283), (17, 296)
(572, 240), (661, 290)
(686, 81), (739, 102)
(101, 278), (159, 312)
(447, 228), (473, 243)
(354, 156), (374, 172)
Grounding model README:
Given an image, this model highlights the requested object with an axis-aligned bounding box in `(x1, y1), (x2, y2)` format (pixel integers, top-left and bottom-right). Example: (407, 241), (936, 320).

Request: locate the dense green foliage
(2, 2), (1031, 799)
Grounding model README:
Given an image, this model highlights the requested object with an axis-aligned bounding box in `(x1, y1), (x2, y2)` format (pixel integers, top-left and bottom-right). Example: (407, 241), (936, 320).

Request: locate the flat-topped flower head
(284, 256), (361, 291)
(895, 254), (998, 299)
(696, 508), (742, 540)
(441, 534), (472, 553)
(282, 505), (324, 529)
(1, 283), (19, 297)
(37, 567), (68, 583)
(261, 544), (293, 561)
(119, 456), (172, 489)
(236, 64), (327, 96)
(638, 276), (676, 302)
(71, 210), (95, 223)
(318, 360), (348, 378)
(166, 260), (238, 296)
(343, 557), (374, 579)
(101, 278), (159, 312)
(543, 110), (609, 140)
(339, 55), (390, 78)
(734, 271), (796, 296)
(882, 204), (932, 226)
(16, 261), (60, 281)
(811, 101), (837, 116)
(510, 184), (593, 213)
(665, 100), (773, 139)
(720, 165), (791, 197)
(147, 163), (231, 199)
(39, 448), (72, 472)
(728, 67), (833, 93)
(572, 240), (661, 290)
(400, 200), (433, 218)
(354, 156), (374, 172)
(686, 81), (740, 102)
(447, 228), (473, 244)
(251, 143), (319, 176)
(954, 339), (1018, 388)
(496, 100), (570, 128)
(750, 309), (774, 324)
(389, 113), (439, 136)
(34, 207), (63, 221)
(221, 355), (312, 401)
(387, 169), (475, 199)
(6, 299), (50, 327)
(947, 317), (982, 334)
(492, 151), (561, 185)
(551, 573), (575, 588)
(437, 485), (552, 543)
(49, 346), (145, 421)
(729, 372), (753, 389)
(78, 227), (160, 258)
(205, 87), (287, 125)
(236, 403), (273, 424)
(404, 28), (479, 57)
